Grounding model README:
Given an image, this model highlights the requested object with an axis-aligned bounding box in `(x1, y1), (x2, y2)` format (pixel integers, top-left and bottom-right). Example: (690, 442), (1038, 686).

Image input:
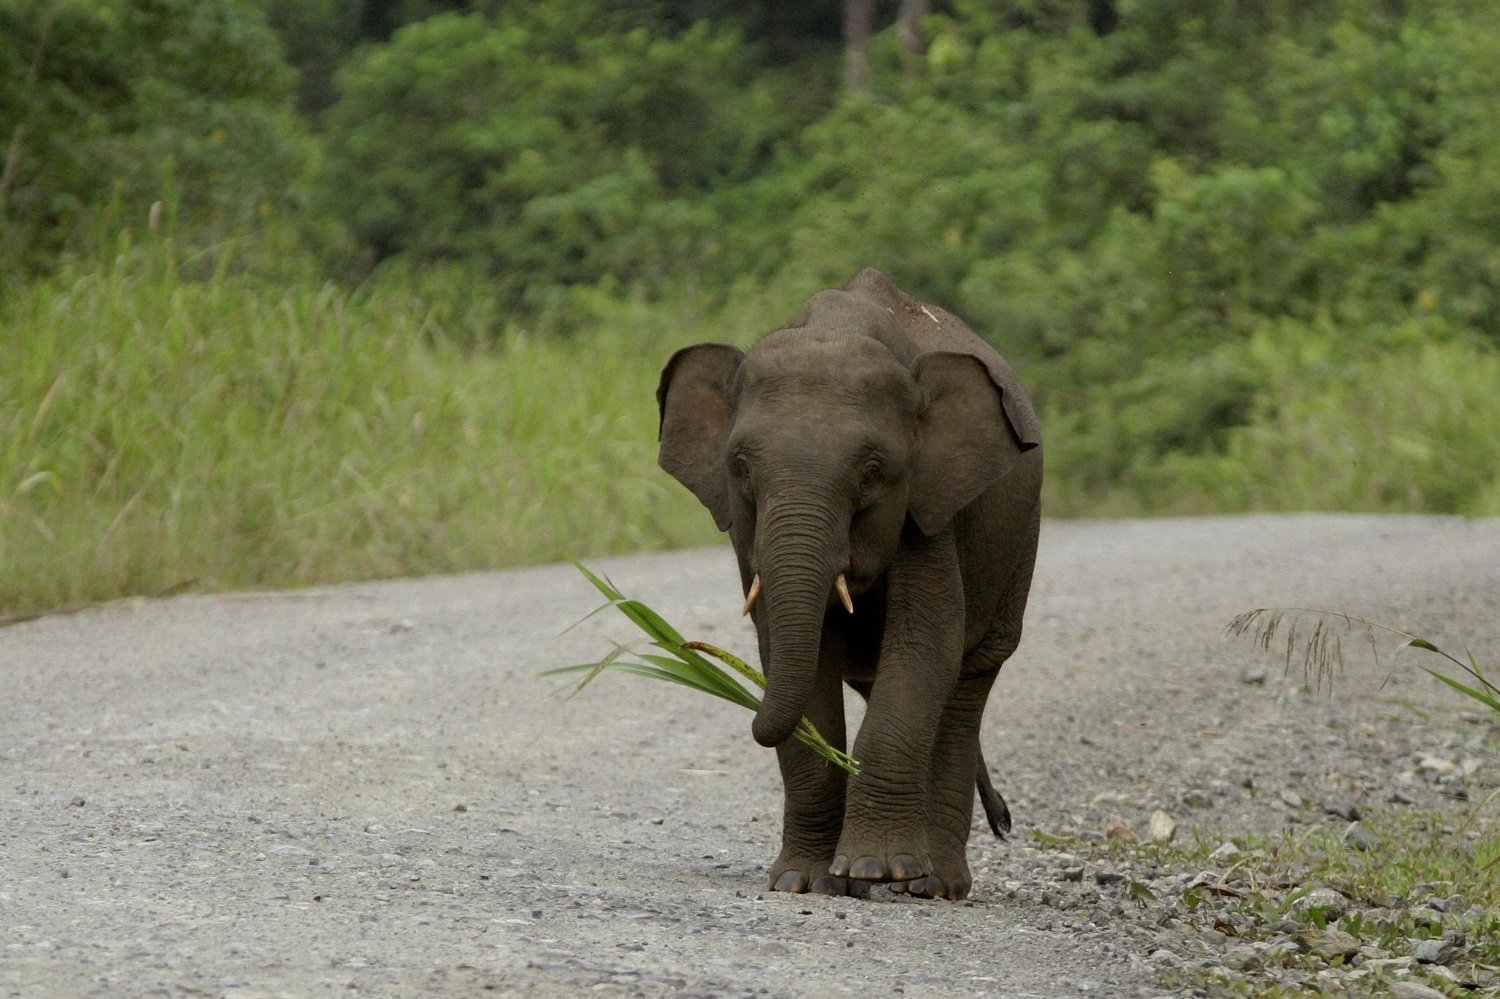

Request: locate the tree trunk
(0, 3), (58, 212)
(897, 0), (929, 57)
(843, 0), (874, 95)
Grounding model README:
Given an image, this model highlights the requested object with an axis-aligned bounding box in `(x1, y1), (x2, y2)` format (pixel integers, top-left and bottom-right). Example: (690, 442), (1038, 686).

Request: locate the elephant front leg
(769, 646), (849, 895)
(900, 665), (1002, 901)
(830, 527), (964, 886)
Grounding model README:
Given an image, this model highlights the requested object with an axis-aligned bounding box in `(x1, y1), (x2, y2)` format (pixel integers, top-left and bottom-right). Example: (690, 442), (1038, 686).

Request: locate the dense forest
(3, 0), (1499, 613)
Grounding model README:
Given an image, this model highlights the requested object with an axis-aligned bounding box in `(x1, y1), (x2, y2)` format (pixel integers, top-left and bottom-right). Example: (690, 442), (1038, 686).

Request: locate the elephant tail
(975, 749), (1011, 840)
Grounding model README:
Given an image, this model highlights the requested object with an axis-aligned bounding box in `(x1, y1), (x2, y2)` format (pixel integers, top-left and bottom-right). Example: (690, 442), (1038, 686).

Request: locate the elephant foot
(901, 873), (971, 900)
(896, 847), (972, 899)
(828, 848), (929, 884)
(769, 856), (846, 896)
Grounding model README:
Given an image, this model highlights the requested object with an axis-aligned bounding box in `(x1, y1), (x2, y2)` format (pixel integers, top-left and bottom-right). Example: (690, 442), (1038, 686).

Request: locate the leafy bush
(0, 0), (303, 273)
(318, 10), (818, 309)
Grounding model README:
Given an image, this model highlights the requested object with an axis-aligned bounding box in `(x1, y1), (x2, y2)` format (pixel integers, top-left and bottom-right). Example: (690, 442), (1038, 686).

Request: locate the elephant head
(656, 278), (1037, 748)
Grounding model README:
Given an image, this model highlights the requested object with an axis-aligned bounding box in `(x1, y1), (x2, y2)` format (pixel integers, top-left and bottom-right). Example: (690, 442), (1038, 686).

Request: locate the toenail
(810, 875), (846, 897)
(889, 854), (923, 881)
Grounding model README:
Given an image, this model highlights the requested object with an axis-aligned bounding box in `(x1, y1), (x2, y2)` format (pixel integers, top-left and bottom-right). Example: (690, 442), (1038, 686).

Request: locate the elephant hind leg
(975, 748), (1011, 840)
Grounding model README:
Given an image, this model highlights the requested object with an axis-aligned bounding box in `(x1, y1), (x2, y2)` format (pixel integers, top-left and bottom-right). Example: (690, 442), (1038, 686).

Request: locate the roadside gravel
(3, 514), (1499, 998)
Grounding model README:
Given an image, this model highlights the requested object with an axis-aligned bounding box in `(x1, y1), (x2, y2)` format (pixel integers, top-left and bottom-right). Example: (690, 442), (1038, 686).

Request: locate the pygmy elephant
(656, 268), (1042, 900)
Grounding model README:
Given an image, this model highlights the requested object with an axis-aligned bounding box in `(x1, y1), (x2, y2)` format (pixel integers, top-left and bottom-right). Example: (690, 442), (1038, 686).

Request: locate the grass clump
(0, 240), (721, 619)
(544, 560), (858, 774)
(1027, 810), (1500, 997)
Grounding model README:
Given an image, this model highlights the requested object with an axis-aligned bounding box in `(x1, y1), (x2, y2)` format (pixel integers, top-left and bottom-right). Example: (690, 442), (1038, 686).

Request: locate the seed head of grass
(1228, 606), (1499, 717)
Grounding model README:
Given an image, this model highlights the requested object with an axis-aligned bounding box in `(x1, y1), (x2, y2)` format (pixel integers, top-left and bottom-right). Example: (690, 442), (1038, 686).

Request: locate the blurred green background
(3, 0), (1499, 617)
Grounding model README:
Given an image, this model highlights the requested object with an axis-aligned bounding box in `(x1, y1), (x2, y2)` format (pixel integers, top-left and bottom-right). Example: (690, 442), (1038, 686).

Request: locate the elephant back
(842, 268), (1042, 451)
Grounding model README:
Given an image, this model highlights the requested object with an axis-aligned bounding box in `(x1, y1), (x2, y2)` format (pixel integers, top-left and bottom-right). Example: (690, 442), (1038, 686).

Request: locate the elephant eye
(734, 454), (753, 483)
(859, 461), (883, 490)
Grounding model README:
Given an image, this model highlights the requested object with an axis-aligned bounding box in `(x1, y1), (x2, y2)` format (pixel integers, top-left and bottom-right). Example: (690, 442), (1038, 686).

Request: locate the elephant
(655, 268), (1042, 901)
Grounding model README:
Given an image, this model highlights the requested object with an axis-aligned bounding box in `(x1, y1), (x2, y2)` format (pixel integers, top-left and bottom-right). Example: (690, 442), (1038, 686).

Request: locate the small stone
(267, 844), (314, 858)
(1279, 789), (1304, 809)
(69, 796), (86, 807)
(1289, 887), (1348, 919)
(1325, 802), (1361, 821)
(1413, 930), (1465, 964)
(1344, 823), (1380, 851)
(1417, 756), (1457, 777)
(1410, 906), (1444, 930)
(1061, 867), (1084, 882)
(1181, 790), (1213, 809)
(1103, 822), (1137, 843)
(1241, 669), (1267, 685)
(1094, 870), (1125, 886)
(452, 804), (467, 812)
(1389, 790), (1414, 804)
(1147, 811), (1176, 844)
(1208, 842), (1240, 861)
(1445, 894), (1469, 914)
(1389, 983), (1447, 999)
(1296, 928), (1361, 960)
(1222, 944), (1262, 971)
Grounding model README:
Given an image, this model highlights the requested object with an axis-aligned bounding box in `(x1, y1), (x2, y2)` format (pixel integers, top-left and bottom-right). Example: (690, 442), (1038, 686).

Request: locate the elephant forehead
(740, 334), (918, 408)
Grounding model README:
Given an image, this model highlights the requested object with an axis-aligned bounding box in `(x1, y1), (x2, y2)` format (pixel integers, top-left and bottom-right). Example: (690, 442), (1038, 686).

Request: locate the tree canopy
(4, 0), (1500, 511)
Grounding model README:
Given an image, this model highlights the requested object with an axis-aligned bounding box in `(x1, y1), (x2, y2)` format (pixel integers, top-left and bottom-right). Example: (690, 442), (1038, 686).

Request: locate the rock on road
(4, 514), (1499, 999)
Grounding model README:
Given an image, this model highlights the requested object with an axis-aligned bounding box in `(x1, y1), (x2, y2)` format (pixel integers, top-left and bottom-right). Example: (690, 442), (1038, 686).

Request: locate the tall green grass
(0, 239), (720, 618)
(1185, 328), (1500, 515)
(4, 239), (1500, 619)
(1043, 325), (1500, 517)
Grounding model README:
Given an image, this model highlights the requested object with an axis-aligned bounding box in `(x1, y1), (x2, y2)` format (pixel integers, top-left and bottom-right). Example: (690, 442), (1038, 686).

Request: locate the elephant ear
(909, 351), (1035, 536)
(657, 343), (744, 531)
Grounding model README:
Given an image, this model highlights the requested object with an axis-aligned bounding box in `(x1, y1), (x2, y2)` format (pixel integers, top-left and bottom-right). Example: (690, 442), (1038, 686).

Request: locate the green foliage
(0, 237), (719, 618)
(316, 9), (820, 309)
(543, 560), (859, 773)
(0, 0), (303, 272)
(4, 0), (1500, 614)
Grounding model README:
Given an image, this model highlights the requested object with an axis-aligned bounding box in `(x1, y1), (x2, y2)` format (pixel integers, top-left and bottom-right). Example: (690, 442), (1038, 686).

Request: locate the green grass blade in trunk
(554, 560), (859, 774)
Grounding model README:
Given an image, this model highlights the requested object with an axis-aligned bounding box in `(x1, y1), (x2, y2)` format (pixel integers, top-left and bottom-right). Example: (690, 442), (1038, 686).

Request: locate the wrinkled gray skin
(656, 269), (1042, 901)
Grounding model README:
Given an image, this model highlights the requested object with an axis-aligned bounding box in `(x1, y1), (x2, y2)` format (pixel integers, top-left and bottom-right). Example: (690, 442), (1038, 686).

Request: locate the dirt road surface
(5, 514), (1499, 999)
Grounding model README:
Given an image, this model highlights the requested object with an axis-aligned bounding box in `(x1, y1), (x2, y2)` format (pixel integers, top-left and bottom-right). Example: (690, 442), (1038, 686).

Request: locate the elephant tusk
(834, 574), (854, 614)
(742, 574), (762, 616)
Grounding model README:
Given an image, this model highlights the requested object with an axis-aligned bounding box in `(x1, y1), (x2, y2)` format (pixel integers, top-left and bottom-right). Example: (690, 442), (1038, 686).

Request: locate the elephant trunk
(750, 499), (846, 748)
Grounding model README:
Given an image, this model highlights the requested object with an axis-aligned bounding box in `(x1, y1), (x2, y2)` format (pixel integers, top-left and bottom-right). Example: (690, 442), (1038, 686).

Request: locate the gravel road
(4, 514), (1500, 999)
